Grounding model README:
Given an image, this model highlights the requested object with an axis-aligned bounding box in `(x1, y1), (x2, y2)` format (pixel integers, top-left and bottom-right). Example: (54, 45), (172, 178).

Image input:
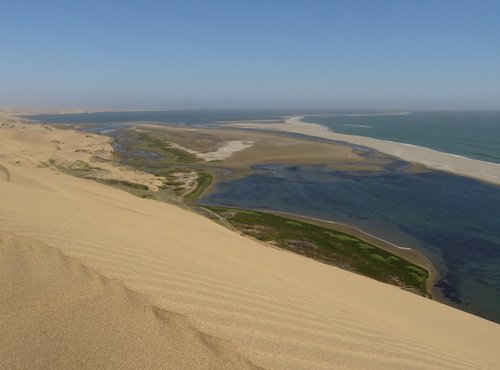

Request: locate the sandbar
(227, 116), (500, 186)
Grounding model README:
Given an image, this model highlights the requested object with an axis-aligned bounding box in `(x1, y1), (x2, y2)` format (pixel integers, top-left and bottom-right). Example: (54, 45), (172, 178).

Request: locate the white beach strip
(229, 116), (500, 186)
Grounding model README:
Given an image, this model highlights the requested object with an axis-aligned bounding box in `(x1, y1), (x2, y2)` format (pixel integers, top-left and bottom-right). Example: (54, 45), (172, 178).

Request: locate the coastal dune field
(1, 121), (499, 369)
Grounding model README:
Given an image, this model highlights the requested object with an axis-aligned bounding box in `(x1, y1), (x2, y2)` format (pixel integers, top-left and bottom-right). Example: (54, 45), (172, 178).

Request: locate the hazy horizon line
(5, 107), (500, 115)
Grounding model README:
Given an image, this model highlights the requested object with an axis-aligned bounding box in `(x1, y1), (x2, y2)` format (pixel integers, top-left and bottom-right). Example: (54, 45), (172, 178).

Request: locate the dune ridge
(0, 120), (499, 369)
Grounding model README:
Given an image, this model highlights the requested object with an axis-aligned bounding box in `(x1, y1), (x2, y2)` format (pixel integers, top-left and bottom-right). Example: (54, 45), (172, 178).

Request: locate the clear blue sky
(1, 0), (499, 110)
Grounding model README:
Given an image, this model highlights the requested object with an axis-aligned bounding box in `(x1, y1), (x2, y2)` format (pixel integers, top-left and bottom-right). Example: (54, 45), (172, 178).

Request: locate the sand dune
(0, 122), (499, 369)
(0, 233), (260, 370)
(0, 164), (10, 182)
(0, 120), (164, 190)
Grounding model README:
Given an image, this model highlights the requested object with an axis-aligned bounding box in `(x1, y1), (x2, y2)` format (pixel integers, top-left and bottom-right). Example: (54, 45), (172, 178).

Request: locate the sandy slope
(0, 233), (260, 369)
(0, 123), (499, 369)
(227, 117), (500, 186)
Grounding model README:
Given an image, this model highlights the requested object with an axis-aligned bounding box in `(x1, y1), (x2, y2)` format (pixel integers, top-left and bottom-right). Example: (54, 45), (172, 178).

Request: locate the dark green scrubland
(184, 171), (213, 201)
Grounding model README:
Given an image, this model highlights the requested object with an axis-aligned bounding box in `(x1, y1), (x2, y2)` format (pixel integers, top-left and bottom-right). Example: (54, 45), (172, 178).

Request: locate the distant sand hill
(0, 119), (499, 369)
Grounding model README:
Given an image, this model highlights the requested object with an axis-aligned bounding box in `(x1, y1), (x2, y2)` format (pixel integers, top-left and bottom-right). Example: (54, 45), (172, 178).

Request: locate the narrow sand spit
(227, 116), (500, 186)
(0, 121), (499, 369)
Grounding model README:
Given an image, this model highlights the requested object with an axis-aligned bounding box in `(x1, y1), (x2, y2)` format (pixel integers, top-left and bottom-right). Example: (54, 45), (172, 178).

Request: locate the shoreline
(227, 116), (500, 186)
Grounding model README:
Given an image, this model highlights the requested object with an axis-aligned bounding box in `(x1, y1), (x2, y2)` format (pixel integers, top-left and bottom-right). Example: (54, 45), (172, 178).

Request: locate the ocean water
(304, 111), (500, 164)
(201, 164), (500, 323)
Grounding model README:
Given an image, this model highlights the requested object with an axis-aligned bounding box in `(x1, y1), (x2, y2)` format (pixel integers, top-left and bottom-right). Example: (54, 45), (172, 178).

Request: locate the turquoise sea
(304, 111), (500, 164)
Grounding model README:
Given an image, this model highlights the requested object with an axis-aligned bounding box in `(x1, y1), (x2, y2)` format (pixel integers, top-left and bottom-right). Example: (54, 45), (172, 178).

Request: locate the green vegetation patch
(205, 206), (429, 297)
(334, 234), (358, 242)
(47, 159), (105, 178)
(97, 178), (149, 190)
(356, 242), (374, 250)
(133, 132), (198, 163)
(370, 254), (387, 263)
(184, 171), (213, 201)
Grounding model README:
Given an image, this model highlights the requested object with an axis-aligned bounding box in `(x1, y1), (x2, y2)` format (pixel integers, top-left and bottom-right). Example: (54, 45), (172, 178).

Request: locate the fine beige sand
(1, 120), (499, 369)
(0, 233), (260, 369)
(228, 117), (500, 186)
